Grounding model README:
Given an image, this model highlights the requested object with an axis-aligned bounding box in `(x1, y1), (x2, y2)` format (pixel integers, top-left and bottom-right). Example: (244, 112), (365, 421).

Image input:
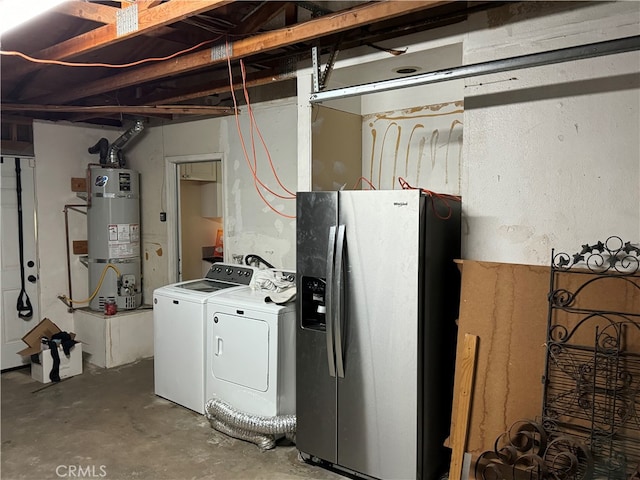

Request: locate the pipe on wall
(63, 204), (87, 311)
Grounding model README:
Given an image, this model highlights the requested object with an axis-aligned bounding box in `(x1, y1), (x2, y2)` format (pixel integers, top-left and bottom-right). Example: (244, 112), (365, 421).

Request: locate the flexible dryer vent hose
(205, 398), (296, 450)
(208, 417), (276, 451)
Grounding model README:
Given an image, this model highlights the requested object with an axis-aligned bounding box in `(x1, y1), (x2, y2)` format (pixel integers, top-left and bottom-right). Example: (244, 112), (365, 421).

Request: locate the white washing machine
(205, 273), (296, 417)
(153, 264), (256, 414)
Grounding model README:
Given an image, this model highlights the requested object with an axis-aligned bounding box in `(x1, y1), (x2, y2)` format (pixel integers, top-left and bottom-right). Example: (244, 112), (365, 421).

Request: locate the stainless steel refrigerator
(296, 189), (461, 480)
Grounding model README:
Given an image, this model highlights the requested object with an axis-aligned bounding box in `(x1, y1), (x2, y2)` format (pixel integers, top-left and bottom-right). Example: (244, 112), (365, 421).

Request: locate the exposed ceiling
(0, 0), (497, 128)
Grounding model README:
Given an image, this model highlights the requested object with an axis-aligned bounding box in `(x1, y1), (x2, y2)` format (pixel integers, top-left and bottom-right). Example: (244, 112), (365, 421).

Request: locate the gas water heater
(87, 166), (141, 311)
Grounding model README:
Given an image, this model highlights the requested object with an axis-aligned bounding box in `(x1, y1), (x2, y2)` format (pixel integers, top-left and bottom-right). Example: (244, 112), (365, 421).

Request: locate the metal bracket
(312, 44), (340, 93)
(312, 46), (321, 93)
(116, 4), (138, 37)
(212, 43), (231, 62)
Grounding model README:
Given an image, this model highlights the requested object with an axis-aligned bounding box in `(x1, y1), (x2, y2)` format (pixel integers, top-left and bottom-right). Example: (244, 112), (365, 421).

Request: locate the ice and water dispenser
(300, 277), (327, 331)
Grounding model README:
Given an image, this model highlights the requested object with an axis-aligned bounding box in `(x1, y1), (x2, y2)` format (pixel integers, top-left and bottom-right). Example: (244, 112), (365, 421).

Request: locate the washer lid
(172, 279), (239, 293)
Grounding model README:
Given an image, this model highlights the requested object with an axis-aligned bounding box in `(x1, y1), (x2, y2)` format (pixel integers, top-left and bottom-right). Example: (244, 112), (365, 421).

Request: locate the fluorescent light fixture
(0, 0), (70, 37)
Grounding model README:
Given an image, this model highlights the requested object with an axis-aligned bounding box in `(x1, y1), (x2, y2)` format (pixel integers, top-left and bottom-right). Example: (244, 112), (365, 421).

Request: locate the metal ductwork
(88, 119), (144, 167)
(205, 398), (296, 450)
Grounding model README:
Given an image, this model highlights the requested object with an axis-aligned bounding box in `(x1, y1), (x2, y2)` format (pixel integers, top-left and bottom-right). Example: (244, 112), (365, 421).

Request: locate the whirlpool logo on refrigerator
(393, 202), (408, 207)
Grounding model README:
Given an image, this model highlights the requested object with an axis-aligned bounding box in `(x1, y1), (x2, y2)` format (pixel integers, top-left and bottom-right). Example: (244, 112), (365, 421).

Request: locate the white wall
(361, 101), (463, 194)
(358, 44), (464, 195)
(222, 99), (297, 270)
(126, 125), (169, 303)
(297, 25), (467, 191)
(128, 97), (298, 302)
(462, 1), (640, 264)
(32, 121), (121, 330)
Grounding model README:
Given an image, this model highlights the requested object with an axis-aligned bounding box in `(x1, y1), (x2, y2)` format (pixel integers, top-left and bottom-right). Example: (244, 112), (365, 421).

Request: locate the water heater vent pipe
(107, 119), (144, 165)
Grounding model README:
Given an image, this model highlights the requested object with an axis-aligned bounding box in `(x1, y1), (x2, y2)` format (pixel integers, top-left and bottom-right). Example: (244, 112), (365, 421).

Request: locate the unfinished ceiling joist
(54, 1), (118, 24)
(2, 0), (495, 125)
(1, 104), (235, 116)
(309, 35), (640, 103)
(7, 0), (235, 82)
(139, 69), (295, 105)
(26, 0), (452, 105)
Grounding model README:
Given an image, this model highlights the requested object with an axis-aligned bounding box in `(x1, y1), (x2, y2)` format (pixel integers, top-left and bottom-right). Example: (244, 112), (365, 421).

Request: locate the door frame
(164, 153), (223, 284)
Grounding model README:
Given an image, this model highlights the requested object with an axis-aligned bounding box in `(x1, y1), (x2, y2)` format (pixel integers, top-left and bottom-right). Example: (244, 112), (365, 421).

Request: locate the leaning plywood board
(450, 260), (640, 460)
(451, 261), (550, 457)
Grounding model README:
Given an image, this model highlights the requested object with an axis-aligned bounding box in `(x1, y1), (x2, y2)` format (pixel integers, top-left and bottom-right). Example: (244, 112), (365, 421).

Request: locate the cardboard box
(31, 343), (83, 384)
(17, 318), (83, 383)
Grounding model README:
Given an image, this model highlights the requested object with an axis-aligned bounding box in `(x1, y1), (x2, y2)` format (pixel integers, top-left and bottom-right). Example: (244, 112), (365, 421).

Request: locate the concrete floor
(1, 358), (345, 480)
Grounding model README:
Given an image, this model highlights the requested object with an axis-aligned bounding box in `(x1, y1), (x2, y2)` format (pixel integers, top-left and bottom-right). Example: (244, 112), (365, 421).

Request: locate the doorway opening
(165, 154), (223, 283)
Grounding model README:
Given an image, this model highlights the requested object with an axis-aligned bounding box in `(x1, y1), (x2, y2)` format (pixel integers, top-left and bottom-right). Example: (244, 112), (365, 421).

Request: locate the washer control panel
(205, 263), (255, 285)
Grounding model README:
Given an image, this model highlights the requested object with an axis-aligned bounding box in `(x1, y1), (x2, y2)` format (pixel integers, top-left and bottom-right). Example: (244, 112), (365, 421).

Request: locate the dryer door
(211, 312), (269, 392)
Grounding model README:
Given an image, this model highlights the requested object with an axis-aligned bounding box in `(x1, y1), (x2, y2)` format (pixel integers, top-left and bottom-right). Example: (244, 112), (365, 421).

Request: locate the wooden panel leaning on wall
(449, 258), (640, 473)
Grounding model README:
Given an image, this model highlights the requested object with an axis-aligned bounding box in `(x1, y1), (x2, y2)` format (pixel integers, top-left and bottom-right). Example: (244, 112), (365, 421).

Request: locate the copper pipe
(63, 204), (87, 312)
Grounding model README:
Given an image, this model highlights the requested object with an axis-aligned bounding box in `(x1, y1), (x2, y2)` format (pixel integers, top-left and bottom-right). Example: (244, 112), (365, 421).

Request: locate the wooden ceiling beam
(138, 1), (166, 11)
(54, 1), (118, 24)
(33, 1), (452, 104)
(1, 103), (235, 116)
(139, 68), (295, 105)
(7, 0), (234, 81)
(232, 1), (288, 35)
(55, 1), (178, 38)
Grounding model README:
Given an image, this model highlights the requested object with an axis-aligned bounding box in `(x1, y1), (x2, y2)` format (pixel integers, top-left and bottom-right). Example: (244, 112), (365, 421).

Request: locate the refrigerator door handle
(325, 225), (337, 377)
(334, 224), (346, 378)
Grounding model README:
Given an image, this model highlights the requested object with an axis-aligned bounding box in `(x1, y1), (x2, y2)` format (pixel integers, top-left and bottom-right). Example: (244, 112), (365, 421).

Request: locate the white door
(1, 156), (40, 370)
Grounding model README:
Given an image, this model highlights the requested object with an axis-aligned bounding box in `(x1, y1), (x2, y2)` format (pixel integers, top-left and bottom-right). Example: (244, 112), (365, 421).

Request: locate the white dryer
(205, 275), (296, 417)
(153, 264), (256, 414)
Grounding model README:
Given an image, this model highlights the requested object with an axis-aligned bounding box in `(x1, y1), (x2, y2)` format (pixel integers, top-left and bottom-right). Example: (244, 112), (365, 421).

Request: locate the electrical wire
(397, 176), (461, 220)
(0, 38), (222, 68)
(239, 59), (296, 199)
(58, 263), (122, 306)
(236, 57), (295, 200)
(352, 176), (376, 190)
(225, 39), (295, 219)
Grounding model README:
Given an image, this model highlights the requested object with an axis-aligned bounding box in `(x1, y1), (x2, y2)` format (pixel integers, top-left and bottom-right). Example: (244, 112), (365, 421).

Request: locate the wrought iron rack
(542, 236), (640, 479)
